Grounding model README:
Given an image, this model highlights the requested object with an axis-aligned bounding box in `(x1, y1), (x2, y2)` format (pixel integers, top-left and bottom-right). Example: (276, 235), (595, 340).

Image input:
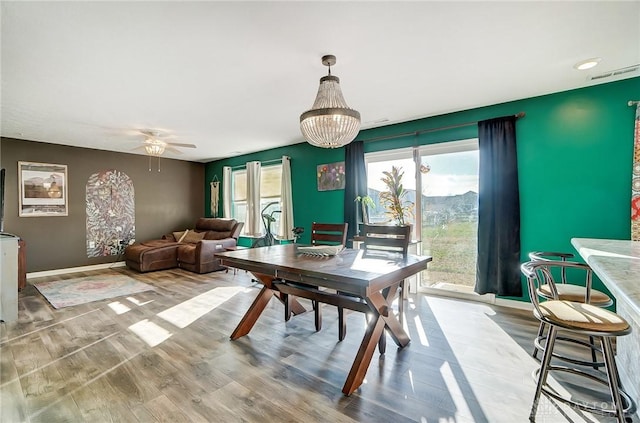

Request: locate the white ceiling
(2, 1), (639, 163)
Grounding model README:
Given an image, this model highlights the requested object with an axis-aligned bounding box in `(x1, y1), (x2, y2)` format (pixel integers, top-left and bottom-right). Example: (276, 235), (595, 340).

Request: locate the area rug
(33, 274), (154, 309)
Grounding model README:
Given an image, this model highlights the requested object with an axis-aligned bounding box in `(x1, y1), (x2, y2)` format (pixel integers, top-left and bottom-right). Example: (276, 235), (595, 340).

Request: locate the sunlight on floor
(440, 361), (473, 420)
(128, 319), (172, 347)
(126, 296), (154, 306)
(109, 295), (154, 314)
(107, 301), (130, 314)
(413, 314), (429, 346)
(157, 286), (248, 329)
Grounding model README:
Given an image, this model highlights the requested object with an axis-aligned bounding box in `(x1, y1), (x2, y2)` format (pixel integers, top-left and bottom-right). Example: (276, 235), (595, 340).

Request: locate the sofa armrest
(230, 222), (244, 240)
(196, 238), (237, 256)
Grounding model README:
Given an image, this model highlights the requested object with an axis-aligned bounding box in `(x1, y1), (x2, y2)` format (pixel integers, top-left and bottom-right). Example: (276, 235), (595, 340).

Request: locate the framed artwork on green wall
(317, 161), (345, 191)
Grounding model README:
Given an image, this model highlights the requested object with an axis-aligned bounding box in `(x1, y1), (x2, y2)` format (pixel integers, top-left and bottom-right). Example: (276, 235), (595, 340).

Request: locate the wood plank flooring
(0, 267), (632, 422)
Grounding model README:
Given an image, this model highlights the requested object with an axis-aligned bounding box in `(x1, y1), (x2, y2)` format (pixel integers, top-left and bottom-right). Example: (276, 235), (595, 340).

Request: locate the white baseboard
(27, 262), (126, 280)
(494, 297), (533, 311)
(420, 285), (533, 311)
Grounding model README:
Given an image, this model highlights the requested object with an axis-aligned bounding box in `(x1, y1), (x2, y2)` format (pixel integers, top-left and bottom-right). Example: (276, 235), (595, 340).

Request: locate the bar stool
(528, 251), (613, 368)
(521, 260), (636, 422)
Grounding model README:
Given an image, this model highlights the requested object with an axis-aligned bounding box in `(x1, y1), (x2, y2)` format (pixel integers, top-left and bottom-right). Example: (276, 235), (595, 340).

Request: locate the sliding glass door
(418, 140), (478, 292)
(365, 139), (479, 296)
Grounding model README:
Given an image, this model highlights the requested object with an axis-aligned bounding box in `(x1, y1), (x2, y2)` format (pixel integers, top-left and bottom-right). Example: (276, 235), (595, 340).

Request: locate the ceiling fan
(135, 129), (197, 171)
(137, 129), (196, 156)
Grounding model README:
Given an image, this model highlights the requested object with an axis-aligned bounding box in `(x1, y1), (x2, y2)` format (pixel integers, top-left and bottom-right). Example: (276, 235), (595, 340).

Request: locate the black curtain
(475, 116), (522, 296)
(344, 141), (367, 246)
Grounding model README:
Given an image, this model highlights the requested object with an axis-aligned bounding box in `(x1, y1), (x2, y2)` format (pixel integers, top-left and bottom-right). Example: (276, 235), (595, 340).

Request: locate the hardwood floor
(0, 267), (630, 422)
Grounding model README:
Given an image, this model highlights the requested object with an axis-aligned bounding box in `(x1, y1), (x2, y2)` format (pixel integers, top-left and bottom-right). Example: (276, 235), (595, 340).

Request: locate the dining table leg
(231, 272), (306, 340)
(342, 310), (387, 395)
(230, 284), (274, 340)
(342, 283), (410, 395)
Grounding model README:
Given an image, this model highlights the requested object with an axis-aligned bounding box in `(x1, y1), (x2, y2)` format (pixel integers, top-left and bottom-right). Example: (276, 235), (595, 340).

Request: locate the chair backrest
(311, 222), (348, 246)
(528, 251), (575, 284)
(521, 259), (594, 306)
(361, 224), (411, 256)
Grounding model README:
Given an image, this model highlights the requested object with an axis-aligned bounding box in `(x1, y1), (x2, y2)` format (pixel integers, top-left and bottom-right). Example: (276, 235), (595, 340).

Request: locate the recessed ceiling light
(574, 58), (601, 70)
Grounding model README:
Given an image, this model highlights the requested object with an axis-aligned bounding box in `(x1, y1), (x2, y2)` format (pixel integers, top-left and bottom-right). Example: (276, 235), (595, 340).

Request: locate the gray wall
(1, 138), (204, 272)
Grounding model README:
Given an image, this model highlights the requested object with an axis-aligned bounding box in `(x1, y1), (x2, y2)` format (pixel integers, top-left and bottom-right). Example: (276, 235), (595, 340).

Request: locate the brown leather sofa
(124, 218), (243, 273)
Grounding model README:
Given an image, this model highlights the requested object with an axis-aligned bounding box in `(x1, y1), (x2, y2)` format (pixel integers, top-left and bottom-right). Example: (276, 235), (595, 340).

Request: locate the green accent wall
(206, 77), (640, 300)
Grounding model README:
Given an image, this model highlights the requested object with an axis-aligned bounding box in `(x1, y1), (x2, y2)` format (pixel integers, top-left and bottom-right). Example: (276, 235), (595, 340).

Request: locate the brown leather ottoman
(124, 241), (179, 272)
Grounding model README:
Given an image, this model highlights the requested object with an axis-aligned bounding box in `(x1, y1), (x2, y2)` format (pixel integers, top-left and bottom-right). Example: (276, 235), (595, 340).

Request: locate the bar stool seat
(522, 261), (636, 422)
(536, 300), (629, 333)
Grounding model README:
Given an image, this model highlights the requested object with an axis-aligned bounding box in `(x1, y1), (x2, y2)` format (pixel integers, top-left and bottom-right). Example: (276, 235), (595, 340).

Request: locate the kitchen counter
(571, 237), (640, 413)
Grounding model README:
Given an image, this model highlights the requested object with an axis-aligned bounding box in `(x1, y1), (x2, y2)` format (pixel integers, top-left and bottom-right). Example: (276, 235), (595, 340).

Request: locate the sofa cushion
(173, 230), (191, 242)
(196, 218), (236, 232)
(183, 231), (205, 243)
(205, 231), (231, 240)
(142, 239), (177, 247)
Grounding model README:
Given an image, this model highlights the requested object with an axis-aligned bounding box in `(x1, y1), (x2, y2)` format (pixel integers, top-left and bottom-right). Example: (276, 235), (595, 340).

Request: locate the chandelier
(300, 55), (361, 148)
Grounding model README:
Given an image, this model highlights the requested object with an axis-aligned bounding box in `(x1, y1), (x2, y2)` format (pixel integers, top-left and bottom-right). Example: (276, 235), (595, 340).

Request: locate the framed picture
(18, 161), (68, 217)
(317, 161), (345, 191)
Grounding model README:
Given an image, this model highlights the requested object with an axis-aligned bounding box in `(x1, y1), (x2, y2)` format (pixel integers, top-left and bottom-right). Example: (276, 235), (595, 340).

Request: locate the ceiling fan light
(300, 56), (361, 148)
(145, 143), (165, 156)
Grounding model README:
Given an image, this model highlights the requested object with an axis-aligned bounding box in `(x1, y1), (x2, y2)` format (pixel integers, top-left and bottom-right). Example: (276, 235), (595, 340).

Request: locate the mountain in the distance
(366, 188), (478, 224)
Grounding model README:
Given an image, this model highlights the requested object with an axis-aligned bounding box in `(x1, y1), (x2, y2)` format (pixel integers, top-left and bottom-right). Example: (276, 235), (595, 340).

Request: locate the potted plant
(379, 166), (414, 226)
(354, 194), (376, 225)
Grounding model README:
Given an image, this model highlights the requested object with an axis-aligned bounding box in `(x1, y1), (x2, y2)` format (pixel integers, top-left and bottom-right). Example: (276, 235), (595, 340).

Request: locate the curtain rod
(358, 112), (526, 144)
(229, 156), (289, 170)
(629, 101), (639, 106)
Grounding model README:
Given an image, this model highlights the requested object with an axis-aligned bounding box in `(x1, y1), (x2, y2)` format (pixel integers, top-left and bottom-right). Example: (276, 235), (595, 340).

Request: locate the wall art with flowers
(317, 161), (345, 191)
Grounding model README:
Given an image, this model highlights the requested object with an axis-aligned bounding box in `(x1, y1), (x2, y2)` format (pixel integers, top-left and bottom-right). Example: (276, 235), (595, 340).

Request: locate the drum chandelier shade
(300, 55), (361, 148)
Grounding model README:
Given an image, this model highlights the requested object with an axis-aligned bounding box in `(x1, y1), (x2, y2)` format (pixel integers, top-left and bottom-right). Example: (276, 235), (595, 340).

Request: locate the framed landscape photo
(18, 161), (68, 217)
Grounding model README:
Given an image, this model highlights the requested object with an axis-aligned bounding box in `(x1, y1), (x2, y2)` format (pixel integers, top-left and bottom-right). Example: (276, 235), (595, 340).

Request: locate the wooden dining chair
(283, 222), (348, 331)
(339, 224), (411, 353)
(311, 222), (348, 247)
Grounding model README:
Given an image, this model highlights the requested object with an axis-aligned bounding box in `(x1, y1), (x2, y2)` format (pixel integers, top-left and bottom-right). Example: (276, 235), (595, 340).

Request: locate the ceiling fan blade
(164, 146), (184, 154)
(166, 142), (196, 148)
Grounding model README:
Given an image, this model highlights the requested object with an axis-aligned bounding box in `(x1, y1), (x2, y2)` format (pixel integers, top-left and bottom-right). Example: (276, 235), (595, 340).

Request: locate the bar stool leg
(600, 337), (627, 423)
(588, 335), (599, 370)
(530, 326), (558, 422)
(532, 322), (546, 359)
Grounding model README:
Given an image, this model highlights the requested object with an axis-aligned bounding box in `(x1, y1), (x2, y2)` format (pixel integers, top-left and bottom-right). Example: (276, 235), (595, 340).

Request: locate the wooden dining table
(215, 243), (431, 395)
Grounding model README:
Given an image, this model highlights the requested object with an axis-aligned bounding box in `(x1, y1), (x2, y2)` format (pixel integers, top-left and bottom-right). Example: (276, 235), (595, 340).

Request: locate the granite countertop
(571, 238), (640, 317)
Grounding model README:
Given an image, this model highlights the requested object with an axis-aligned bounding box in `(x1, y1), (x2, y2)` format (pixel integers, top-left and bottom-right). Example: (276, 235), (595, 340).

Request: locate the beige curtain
(278, 156), (294, 240)
(222, 166), (232, 218)
(246, 161), (262, 236)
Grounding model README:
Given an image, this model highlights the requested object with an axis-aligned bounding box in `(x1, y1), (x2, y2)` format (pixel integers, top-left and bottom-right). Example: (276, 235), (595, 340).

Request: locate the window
(366, 148), (416, 227)
(231, 164), (282, 236)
